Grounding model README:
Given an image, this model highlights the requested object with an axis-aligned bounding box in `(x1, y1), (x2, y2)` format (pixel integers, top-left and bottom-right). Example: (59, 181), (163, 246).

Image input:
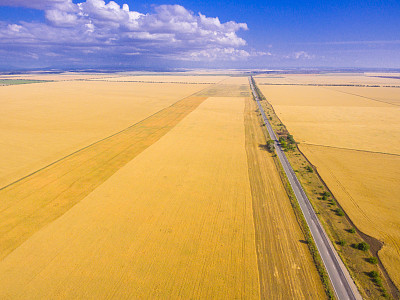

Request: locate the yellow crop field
(255, 73), (400, 86)
(92, 75), (228, 83)
(0, 80), (208, 187)
(257, 79), (400, 290)
(300, 144), (400, 290)
(280, 74), (400, 86)
(245, 99), (325, 299)
(0, 76), (327, 298)
(257, 85), (400, 154)
(329, 86), (400, 106)
(0, 96), (261, 299)
(0, 94), (207, 260)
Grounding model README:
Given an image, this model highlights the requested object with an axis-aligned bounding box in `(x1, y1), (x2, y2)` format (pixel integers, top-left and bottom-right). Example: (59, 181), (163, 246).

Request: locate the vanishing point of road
(249, 76), (362, 300)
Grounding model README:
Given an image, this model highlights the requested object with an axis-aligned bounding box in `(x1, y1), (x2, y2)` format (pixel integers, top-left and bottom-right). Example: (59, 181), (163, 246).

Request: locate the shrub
(367, 257), (378, 264)
(321, 191), (331, 197)
(337, 240), (346, 246)
(305, 165), (313, 173)
(357, 242), (370, 251)
(335, 208), (344, 216)
(322, 195), (327, 200)
(348, 228), (356, 234)
(287, 134), (295, 144)
(382, 291), (389, 298)
(368, 270), (379, 278)
(266, 140), (275, 152)
(269, 117), (272, 120)
(374, 277), (383, 287)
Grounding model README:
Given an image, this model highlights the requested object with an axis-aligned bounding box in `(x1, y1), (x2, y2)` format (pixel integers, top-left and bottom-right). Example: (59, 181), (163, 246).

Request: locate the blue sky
(0, 0), (399, 69)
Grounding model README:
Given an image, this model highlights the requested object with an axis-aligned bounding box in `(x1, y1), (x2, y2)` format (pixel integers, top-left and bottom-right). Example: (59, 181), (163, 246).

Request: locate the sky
(0, 0), (399, 70)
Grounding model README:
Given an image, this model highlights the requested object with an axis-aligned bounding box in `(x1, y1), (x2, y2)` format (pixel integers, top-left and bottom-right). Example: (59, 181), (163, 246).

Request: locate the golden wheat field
(257, 84), (400, 154)
(0, 75), (325, 298)
(255, 73), (400, 87)
(255, 73), (400, 86)
(329, 86), (400, 105)
(91, 75), (229, 83)
(0, 80), (208, 187)
(256, 75), (400, 290)
(300, 144), (400, 289)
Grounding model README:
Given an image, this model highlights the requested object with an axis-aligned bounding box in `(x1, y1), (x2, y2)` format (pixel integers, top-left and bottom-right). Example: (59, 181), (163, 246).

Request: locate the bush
(321, 191), (331, 197)
(287, 134), (295, 144)
(382, 291), (389, 298)
(305, 165), (313, 173)
(368, 270), (379, 278)
(335, 208), (344, 216)
(357, 242), (370, 251)
(269, 117), (272, 120)
(266, 140), (275, 152)
(374, 277), (383, 287)
(337, 240), (346, 246)
(322, 195), (327, 200)
(367, 257), (378, 264)
(348, 228), (356, 234)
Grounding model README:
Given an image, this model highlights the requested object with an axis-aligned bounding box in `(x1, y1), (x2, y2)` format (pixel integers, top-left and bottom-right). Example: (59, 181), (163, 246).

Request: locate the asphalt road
(249, 77), (362, 300)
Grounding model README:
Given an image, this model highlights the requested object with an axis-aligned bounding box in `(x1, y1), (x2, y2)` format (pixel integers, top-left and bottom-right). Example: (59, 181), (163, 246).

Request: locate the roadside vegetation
(252, 79), (395, 299)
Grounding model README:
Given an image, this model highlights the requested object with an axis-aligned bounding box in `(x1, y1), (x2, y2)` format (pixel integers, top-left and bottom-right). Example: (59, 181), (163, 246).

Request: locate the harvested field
(300, 144), (400, 290)
(0, 96), (261, 299)
(0, 80), (208, 187)
(245, 98), (325, 299)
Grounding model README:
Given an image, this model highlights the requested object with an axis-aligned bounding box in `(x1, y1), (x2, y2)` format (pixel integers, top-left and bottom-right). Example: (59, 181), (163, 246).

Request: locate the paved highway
(249, 77), (362, 300)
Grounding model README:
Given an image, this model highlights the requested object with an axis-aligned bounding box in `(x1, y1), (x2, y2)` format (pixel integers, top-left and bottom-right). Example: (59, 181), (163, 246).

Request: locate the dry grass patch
(0, 97), (260, 299)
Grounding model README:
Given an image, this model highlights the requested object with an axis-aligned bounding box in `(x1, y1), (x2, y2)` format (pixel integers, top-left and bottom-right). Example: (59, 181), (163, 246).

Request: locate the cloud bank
(0, 0), (253, 66)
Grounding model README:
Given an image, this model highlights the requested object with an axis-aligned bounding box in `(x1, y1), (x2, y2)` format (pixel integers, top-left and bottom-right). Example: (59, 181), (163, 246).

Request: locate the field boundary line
(300, 142), (400, 157)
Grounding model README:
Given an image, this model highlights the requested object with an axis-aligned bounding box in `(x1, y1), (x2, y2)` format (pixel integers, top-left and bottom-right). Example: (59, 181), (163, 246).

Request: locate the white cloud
(0, 0), (259, 63)
(286, 51), (314, 60)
